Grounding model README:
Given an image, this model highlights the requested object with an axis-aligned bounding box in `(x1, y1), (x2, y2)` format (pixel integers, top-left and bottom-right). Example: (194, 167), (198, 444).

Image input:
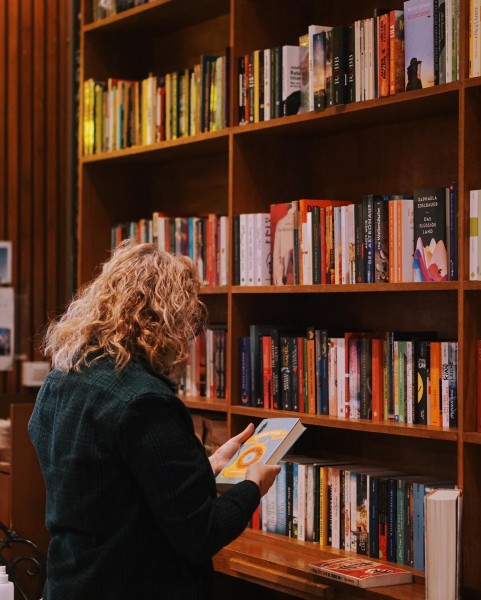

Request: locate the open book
(215, 417), (305, 492)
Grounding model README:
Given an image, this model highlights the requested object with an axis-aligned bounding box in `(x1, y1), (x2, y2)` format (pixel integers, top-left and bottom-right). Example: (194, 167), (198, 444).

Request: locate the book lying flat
(309, 557), (413, 588)
(215, 417), (305, 491)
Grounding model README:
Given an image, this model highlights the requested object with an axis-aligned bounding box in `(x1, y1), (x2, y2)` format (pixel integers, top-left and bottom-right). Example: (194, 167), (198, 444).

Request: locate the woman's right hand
(245, 462), (281, 497)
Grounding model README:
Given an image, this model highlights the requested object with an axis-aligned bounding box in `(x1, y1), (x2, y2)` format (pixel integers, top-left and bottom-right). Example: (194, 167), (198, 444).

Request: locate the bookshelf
(78, 0), (480, 597)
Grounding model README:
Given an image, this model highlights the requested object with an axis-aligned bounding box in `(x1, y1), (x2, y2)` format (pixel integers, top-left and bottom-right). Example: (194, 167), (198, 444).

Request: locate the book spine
(387, 478), (398, 563)
(239, 336), (251, 405)
(369, 475), (380, 558)
(448, 341), (458, 428)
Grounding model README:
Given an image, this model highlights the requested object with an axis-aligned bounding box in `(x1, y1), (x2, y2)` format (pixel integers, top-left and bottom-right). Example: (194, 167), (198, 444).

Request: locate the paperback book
(309, 557), (413, 588)
(216, 417), (306, 491)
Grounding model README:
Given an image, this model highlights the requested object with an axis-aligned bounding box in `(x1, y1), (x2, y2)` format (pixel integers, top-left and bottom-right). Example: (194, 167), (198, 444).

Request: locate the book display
(78, 1), (481, 597)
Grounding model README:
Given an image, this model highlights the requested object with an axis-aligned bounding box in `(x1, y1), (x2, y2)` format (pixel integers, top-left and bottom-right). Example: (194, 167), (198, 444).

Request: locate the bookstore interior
(2, 0), (481, 598)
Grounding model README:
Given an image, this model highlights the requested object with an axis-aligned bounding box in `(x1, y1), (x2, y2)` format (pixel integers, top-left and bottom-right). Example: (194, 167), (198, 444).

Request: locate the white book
(366, 18), (375, 100)
(406, 340), (414, 424)
(265, 480), (277, 533)
(333, 206), (341, 284)
(469, 189), (479, 280)
(330, 467), (341, 548)
(282, 45), (304, 116)
(445, 0), (453, 82)
(340, 205), (348, 285)
(354, 20), (362, 102)
(297, 463), (307, 541)
(246, 213), (255, 286)
(219, 215), (228, 286)
(305, 464), (315, 541)
(255, 212), (271, 285)
(239, 213), (248, 286)
(264, 48), (271, 121)
(303, 216), (313, 285)
(425, 488), (462, 600)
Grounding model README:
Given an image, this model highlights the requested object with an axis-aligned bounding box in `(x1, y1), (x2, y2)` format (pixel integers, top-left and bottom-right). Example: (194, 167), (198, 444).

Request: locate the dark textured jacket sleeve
(118, 393), (260, 565)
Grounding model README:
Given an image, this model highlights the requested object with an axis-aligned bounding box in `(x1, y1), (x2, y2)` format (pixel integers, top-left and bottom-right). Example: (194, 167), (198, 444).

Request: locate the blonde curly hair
(43, 239), (207, 379)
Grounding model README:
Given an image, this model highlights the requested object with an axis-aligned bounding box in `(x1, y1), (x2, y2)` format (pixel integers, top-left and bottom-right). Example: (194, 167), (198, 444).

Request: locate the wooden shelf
(77, 0), (481, 596)
(215, 530), (426, 600)
(182, 396), (227, 413)
(83, 0), (230, 35)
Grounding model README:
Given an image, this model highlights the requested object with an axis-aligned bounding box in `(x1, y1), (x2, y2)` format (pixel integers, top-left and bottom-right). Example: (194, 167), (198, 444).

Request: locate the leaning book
(309, 557), (413, 588)
(215, 417), (305, 491)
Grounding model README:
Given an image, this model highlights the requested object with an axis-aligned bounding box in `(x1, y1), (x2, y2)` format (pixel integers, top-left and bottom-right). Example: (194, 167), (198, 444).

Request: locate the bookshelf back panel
(462, 291), (481, 432)
(463, 86), (481, 192)
(232, 136), (315, 213)
(150, 153), (228, 216)
(462, 444), (481, 591)
(83, 14), (229, 81)
(311, 115), (459, 201)
(231, 291), (458, 339)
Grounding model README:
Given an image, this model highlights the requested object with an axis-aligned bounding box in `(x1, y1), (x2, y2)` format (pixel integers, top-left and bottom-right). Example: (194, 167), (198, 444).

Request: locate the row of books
(111, 213), (228, 287)
(252, 454), (457, 572)
(241, 325), (458, 428)
(234, 186), (457, 287)
(82, 53), (229, 155)
(179, 325), (227, 400)
(238, 1), (459, 123)
(91, 0), (150, 21)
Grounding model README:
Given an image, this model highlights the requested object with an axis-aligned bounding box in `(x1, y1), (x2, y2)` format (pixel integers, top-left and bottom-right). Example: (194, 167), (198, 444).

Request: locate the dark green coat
(28, 357), (260, 599)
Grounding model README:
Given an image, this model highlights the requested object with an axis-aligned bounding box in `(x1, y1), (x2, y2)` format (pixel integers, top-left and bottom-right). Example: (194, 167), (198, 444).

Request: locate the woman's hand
(209, 423), (255, 475)
(245, 462), (281, 497)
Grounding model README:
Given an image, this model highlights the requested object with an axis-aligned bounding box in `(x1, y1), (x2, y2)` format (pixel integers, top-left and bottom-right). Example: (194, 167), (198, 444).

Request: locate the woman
(28, 240), (280, 600)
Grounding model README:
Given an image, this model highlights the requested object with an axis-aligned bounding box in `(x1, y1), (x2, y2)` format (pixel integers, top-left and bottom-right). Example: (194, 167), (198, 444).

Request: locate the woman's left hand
(209, 422), (255, 475)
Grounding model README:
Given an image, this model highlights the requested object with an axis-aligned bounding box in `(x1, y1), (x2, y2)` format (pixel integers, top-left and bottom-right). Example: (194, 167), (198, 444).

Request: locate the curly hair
(43, 239), (207, 379)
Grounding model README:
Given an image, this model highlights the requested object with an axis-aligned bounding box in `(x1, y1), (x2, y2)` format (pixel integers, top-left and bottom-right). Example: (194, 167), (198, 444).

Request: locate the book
(425, 488), (462, 600)
(404, 0), (436, 91)
(390, 10), (405, 95)
(413, 187), (448, 281)
(282, 45), (307, 116)
(270, 202), (296, 285)
(215, 417), (306, 491)
(309, 557), (413, 588)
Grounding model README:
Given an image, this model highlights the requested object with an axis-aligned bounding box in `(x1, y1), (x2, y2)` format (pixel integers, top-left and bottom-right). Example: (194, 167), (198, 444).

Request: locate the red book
(309, 557), (412, 588)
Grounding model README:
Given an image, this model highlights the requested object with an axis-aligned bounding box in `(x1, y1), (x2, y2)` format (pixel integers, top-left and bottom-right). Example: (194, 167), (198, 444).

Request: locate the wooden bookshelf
(78, 0), (481, 597)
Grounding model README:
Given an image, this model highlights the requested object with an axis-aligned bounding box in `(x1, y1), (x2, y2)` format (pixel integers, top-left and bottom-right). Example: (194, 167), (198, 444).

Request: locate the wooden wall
(0, 0), (73, 412)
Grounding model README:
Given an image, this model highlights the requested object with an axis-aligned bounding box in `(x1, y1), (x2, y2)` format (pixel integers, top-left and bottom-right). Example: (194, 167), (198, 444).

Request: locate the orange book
(297, 199), (351, 285)
(429, 341), (441, 427)
(378, 13), (390, 97)
(388, 200), (396, 282)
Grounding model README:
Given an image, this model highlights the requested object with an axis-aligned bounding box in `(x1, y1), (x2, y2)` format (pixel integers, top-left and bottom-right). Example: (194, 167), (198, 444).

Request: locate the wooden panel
(10, 403), (48, 554)
(0, 0), (71, 406)
(0, 472), (11, 527)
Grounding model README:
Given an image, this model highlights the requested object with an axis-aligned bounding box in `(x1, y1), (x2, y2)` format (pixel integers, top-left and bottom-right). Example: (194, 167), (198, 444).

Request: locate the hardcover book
(413, 187), (448, 281)
(215, 417), (306, 491)
(309, 557), (413, 588)
(404, 0), (436, 90)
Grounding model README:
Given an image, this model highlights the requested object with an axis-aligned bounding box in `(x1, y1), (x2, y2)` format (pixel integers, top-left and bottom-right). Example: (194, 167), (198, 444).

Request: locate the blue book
(215, 417), (306, 491)
(404, 0), (437, 90)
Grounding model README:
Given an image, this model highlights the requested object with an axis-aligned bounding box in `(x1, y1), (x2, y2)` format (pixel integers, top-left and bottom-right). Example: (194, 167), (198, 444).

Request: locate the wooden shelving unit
(78, 0), (481, 596)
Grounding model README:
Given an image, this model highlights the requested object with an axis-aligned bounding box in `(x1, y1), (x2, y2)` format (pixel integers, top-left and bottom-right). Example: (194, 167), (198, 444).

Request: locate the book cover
(216, 417), (306, 491)
(282, 45), (306, 116)
(309, 557), (413, 588)
(312, 31), (328, 111)
(404, 0), (436, 90)
(413, 187), (448, 281)
(271, 202), (296, 285)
